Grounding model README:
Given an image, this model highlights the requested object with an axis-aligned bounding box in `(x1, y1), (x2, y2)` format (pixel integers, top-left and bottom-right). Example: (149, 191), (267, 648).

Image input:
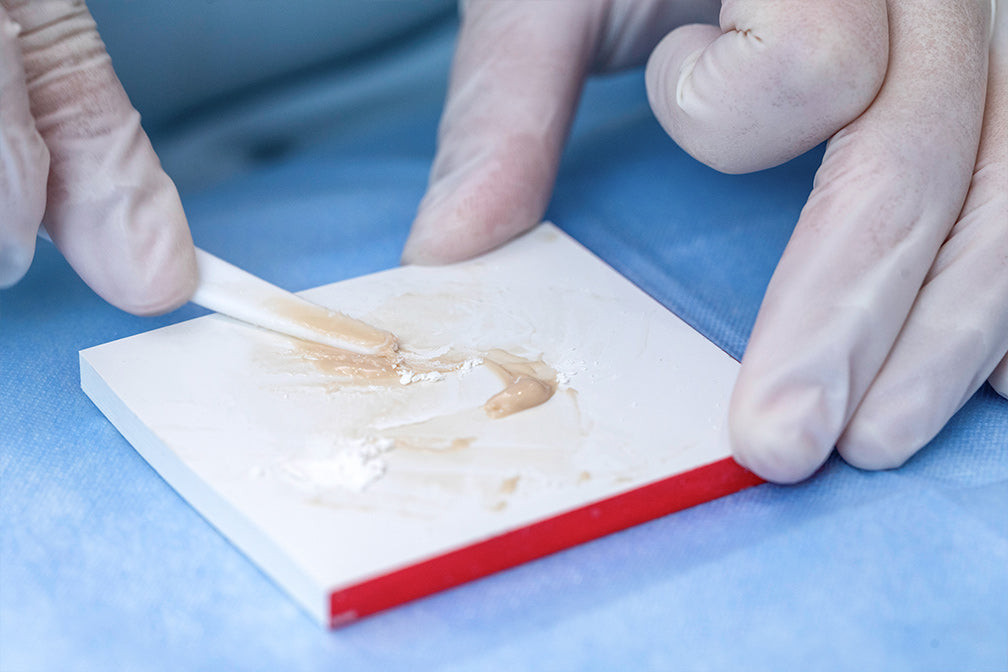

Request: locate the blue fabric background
(2, 13), (1006, 672)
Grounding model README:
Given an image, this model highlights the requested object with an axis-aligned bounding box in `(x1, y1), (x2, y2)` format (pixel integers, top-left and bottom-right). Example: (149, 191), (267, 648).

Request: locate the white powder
(397, 353), (481, 386)
(399, 370), (447, 385)
(551, 351), (587, 388)
(457, 358), (481, 375)
(283, 435), (394, 492)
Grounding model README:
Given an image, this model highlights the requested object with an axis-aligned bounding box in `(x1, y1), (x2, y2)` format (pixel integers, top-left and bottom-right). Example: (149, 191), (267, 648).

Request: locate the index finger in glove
(402, 0), (721, 265)
(645, 0), (889, 174)
(7, 0), (196, 314)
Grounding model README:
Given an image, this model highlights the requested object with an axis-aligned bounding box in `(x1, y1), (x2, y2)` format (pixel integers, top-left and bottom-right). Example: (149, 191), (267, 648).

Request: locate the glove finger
(11, 1), (196, 314)
(728, 0), (991, 483)
(402, 0), (602, 265)
(402, 0), (720, 265)
(0, 7), (49, 288)
(645, 0), (888, 174)
(838, 0), (1008, 467)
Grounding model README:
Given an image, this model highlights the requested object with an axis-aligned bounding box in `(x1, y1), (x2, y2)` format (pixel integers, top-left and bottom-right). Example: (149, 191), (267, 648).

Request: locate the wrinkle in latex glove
(0, 1), (195, 314)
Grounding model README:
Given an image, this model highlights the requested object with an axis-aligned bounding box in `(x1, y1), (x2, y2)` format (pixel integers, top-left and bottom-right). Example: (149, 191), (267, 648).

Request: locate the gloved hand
(403, 0), (1007, 482)
(0, 1), (196, 315)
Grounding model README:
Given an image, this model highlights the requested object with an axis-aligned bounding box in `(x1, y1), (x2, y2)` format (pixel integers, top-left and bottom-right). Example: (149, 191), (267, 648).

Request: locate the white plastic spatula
(190, 248), (396, 355)
(31, 228), (394, 354)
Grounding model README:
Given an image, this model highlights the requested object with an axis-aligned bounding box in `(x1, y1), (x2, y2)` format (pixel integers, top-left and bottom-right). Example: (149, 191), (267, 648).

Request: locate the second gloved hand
(403, 0), (1008, 483)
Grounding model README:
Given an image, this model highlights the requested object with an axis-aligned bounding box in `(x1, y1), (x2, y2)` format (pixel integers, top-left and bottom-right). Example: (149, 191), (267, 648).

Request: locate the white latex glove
(0, 1), (196, 315)
(403, 0), (1008, 482)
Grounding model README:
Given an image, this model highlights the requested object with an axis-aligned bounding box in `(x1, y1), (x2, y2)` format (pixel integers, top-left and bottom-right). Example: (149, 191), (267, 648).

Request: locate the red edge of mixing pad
(329, 457), (764, 627)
